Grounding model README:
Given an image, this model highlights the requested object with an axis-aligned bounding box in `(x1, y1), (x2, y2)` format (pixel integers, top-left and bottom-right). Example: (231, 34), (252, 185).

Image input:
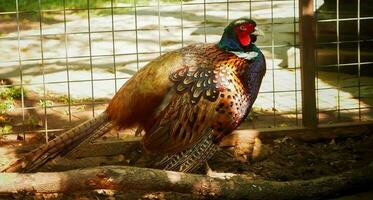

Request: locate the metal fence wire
(0, 0), (372, 142)
(315, 0), (373, 125)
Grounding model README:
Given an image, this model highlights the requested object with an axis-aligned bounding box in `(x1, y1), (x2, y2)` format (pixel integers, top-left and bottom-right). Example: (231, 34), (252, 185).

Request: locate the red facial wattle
(234, 23), (254, 46)
(237, 31), (251, 46)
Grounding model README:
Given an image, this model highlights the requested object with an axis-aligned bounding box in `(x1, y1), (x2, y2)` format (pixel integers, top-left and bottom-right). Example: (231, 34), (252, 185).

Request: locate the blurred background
(0, 0), (372, 140)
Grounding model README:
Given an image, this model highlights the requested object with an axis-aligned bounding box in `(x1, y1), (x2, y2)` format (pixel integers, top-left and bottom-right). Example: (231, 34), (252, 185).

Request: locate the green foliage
(0, 86), (23, 99)
(26, 114), (40, 128)
(0, 0), (186, 24)
(38, 99), (54, 108)
(0, 86), (24, 114)
(0, 0), (184, 13)
(0, 99), (14, 114)
(0, 85), (22, 135)
(247, 106), (263, 121)
(278, 123), (288, 128)
(0, 124), (12, 134)
(57, 95), (91, 105)
(0, 0), (103, 12)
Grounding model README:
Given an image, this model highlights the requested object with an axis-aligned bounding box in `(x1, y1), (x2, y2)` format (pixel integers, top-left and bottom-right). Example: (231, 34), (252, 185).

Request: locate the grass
(0, 0), (114, 12)
(0, 0), (132, 22)
(0, 0), (188, 36)
(0, 0), (184, 13)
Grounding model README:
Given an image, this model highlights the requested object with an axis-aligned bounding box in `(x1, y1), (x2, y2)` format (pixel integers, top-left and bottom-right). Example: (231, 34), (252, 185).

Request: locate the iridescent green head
(218, 18), (263, 52)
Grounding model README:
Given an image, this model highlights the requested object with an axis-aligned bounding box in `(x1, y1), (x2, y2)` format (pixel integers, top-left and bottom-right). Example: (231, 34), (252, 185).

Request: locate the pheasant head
(218, 18), (263, 52)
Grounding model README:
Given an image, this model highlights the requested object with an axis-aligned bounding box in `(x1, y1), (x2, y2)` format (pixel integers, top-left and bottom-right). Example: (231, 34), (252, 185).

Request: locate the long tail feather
(1, 112), (112, 173)
(156, 133), (218, 172)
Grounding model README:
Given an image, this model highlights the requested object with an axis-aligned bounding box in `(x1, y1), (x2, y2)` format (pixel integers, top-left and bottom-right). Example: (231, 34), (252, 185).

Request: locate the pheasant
(2, 18), (266, 173)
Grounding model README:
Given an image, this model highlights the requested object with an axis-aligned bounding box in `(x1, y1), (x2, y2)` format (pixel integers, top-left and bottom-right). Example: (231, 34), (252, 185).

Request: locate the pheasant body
(110, 42), (265, 171)
(2, 18), (266, 173)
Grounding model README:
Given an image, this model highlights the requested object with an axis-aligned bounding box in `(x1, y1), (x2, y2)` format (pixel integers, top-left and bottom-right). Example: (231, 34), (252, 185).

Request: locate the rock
(252, 138), (270, 163)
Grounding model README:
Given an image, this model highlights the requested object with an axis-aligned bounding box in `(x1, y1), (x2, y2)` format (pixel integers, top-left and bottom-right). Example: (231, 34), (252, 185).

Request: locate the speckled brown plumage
(4, 18), (266, 173)
(108, 42), (266, 172)
(139, 43), (264, 154)
(137, 42), (266, 171)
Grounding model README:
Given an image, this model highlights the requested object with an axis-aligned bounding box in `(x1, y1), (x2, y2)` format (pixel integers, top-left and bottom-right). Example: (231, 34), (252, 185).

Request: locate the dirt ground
(1, 130), (373, 199)
(212, 134), (373, 181)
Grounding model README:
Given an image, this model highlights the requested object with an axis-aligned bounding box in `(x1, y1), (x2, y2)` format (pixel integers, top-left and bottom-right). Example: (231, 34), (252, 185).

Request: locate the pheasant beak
(252, 27), (264, 36)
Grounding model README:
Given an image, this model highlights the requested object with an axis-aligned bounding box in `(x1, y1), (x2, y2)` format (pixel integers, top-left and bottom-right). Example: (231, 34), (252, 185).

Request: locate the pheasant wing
(142, 66), (222, 154)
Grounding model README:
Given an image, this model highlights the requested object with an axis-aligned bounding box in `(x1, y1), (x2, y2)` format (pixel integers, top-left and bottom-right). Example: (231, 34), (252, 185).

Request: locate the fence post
(299, 0), (317, 128)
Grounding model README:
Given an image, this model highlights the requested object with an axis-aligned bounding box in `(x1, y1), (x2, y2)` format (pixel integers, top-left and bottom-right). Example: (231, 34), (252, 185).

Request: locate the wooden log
(66, 138), (141, 158)
(0, 164), (373, 199)
(243, 121), (373, 142)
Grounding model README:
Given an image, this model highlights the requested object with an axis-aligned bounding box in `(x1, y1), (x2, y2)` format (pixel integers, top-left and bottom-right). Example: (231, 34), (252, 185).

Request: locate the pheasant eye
(239, 25), (247, 31)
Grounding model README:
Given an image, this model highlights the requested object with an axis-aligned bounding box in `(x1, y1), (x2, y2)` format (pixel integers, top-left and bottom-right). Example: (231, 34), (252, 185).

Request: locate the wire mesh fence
(315, 0), (373, 124)
(0, 0), (371, 142)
